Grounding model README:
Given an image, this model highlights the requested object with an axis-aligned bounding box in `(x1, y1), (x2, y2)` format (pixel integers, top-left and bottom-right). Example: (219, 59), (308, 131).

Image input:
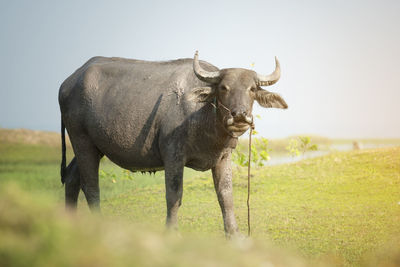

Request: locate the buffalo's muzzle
(225, 114), (253, 134)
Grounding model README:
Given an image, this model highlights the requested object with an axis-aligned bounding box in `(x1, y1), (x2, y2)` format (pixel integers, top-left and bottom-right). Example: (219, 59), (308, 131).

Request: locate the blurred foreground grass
(1, 128), (400, 266)
(0, 184), (310, 267)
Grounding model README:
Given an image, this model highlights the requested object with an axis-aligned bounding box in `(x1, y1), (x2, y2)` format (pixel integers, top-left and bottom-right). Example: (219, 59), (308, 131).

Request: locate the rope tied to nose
(247, 122), (254, 236)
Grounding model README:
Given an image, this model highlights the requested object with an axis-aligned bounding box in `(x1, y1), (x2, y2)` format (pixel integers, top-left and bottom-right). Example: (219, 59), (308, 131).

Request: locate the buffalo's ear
(187, 87), (215, 102)
(255, 89), (288, 109)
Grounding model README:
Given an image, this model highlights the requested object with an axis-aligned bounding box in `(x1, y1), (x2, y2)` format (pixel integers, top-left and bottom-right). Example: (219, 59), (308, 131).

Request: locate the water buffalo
(59, 51), (287, 237)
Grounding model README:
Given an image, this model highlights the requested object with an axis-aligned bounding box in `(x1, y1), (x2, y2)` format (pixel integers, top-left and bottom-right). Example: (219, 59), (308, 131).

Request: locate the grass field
(1, 128), (400, 266)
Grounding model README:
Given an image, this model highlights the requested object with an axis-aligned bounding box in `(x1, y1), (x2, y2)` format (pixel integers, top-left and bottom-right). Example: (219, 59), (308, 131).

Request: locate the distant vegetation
(0, 128), (71, 147)
(1, 128), (400, 266)
(236, 134), (400, 156)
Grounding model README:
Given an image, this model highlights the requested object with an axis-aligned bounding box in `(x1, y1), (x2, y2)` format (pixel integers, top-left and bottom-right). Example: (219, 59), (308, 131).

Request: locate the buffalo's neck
(183, 105), (237, 171)
(197, 104), (238, 151)
(214, 119), (238, 150)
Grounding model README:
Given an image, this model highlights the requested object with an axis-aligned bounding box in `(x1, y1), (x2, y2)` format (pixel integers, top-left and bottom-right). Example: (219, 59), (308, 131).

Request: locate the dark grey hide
(59, 52), (287, 237)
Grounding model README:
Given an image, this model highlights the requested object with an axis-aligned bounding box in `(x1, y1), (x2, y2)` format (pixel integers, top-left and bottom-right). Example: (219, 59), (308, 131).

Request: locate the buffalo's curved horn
(193, 51), (220, 84)
(257, 57), (281, 86)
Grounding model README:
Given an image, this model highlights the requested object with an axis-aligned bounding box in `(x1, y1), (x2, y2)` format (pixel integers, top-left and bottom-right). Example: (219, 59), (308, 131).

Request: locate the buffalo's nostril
(232, 110), (247, 119)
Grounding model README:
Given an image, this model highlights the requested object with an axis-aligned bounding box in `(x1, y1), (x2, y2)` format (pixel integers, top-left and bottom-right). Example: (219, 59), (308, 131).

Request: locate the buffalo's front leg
(212, 151), (239, 237)
(164, 163), (184, 230)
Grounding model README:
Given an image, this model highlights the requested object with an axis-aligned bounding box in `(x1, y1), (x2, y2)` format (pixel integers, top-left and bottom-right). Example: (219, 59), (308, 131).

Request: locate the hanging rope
(247, 123), (254, 236)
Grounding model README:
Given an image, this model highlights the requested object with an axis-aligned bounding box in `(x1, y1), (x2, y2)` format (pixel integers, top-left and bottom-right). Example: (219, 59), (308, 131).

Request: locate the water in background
(266, 143), (399, 166)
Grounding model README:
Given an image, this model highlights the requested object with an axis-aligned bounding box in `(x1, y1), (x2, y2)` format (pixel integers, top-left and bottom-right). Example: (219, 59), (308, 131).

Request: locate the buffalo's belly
(101, 147), (164, 171)
(86, 125), (164, 171)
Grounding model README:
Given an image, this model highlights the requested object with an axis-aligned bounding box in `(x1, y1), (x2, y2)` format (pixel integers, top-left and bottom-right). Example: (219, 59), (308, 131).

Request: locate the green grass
(1, 131), (400, 266)
(0, 142), (69, 200)
(100, 148), (400, 265)
(250, 149), (400, 263)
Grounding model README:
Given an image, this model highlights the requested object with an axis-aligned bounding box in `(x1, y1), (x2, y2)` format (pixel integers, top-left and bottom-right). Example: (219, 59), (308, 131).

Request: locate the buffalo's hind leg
(71, 137), (103, 212)
(65, 157), (80, 210)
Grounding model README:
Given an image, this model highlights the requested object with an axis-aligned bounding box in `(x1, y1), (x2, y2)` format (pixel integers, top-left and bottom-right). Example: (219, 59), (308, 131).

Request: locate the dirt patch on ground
(0, 128), (71, 147)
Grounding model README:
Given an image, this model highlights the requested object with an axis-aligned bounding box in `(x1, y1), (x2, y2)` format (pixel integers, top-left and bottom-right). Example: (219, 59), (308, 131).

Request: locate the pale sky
(1, 0), (399, 138)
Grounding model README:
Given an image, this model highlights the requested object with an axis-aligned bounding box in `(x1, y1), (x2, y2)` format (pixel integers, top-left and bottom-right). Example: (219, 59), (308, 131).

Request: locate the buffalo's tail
(61, 119), (67, 184)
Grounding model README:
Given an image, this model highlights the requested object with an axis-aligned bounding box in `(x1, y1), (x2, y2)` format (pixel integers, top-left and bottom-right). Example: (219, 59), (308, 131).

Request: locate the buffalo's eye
(219, 85), (229, 92)
(250, 86), (256, 92)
